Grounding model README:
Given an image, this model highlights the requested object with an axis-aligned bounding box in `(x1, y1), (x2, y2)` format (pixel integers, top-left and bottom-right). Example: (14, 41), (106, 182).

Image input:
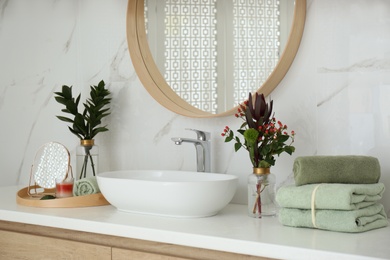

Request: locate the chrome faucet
(171, 129), (211, 172)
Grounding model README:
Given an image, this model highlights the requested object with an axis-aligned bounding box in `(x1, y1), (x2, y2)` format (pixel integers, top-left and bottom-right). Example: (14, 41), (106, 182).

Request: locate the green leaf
(54, 80), (111, 139)
(240, 121), (247, 129)
(260, 145), (271, 156)
(261, 159), (274, 167)
(74, 113), (86, 127)
(237, 129), (245, 135)
(61, 108), (71, 114)
(75, 94), (81, 107)
(234, 142), (242, 152)
(284, 146), (295, 155)
(98, 80), (105, 88)
(40, 195), (56, 200)
(225, 134), (233, 142)
(91, 126), (109, 138)
(65, 100), (78, 115)
(67, 126), (82, 139)
(277, 135), (289, 143)
(54, 96), (67, 105)
(61, 85), (72, 99)
(56, 116), (74, 123)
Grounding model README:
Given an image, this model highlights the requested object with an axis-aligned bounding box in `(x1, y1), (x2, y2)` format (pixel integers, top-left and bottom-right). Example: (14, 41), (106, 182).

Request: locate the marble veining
(15, 79), (57, 184)
(0, 0), (389, 212)
(318, 58), (390, 73)
(153, 115), (178, 144)
(63, 23), (76, 53)
(109, 39), (133, 82)
(317, 84), (347, 107)
(0, 0), (8, 22)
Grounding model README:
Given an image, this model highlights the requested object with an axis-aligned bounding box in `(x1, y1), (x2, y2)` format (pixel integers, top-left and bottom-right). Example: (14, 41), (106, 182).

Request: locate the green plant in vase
(54, 80), (111, 179)
(221, 93), (295, 217)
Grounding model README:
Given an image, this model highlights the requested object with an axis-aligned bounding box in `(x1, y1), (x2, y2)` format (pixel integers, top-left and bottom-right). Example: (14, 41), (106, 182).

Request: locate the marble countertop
(1, 186), (389, 260)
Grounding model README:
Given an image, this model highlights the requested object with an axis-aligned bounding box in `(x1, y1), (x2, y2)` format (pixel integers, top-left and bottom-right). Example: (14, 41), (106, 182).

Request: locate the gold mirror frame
(126, 0), (306, 118)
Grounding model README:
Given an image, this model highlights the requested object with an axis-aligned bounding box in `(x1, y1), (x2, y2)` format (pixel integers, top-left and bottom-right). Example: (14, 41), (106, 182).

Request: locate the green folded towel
(278, 203), (388, 233)
(73, 176), (100, 196)
(293, 156), (381, 186)
(276, 183), (385, 210)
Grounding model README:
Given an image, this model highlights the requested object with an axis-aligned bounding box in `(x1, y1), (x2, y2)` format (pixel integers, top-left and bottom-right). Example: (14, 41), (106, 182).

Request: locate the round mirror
(31, 142), (70, 189)
(127, 0), (306, 117)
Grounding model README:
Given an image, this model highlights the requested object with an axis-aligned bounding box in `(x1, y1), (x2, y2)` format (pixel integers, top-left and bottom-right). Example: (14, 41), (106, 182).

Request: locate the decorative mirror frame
(127, 0), (306, 118)
(28, 142), (72, 197)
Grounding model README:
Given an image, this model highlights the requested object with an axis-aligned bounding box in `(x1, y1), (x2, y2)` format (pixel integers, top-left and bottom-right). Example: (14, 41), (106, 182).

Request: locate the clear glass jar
(76, 139), (99, 180)
(248, 167), (276, 218)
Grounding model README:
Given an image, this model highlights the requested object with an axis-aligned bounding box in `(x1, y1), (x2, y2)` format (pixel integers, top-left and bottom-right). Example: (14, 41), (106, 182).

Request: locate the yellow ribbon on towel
(311, 184), (322, 228)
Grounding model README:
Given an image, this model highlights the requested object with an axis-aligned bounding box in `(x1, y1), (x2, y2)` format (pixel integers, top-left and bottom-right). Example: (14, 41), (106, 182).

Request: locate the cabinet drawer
(112, 247), (191, 260)
(0, 230), (111, 260)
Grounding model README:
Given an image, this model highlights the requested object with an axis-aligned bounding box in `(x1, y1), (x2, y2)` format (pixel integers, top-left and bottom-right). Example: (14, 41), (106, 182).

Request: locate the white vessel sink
(96, 170), (238, 218)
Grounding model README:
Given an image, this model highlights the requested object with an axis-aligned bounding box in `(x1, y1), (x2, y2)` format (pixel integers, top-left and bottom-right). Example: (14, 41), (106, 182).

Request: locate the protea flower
(245, 92), (273, 130)
(243, 93), (274, 167)
(222, 92), (295, 169)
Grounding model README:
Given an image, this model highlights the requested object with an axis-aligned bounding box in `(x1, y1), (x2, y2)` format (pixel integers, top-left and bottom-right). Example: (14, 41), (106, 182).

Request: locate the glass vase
(248, 167), (276, 218)
(76, 139), (99, 180)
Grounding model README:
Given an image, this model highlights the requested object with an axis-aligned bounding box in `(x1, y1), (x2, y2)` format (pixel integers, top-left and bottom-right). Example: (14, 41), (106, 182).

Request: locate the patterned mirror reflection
(28, 142), (71, 197)
(145, 0), (294, 113)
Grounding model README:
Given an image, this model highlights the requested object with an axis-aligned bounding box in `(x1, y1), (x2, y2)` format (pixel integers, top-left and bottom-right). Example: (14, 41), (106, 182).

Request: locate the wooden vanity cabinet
(0, 220), (272, 260)
(0, 230), (111, 260)
(112, 248), (190, 260)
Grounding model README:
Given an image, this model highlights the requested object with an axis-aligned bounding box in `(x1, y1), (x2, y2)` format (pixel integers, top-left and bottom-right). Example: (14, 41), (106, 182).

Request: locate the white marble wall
(0, 0), (389, 215)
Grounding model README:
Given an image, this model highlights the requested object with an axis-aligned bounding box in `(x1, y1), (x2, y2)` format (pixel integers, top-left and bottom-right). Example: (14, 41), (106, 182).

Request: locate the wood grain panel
(0, 230), (111, 260)
(0, 220), (275, 260)
(113, 247), (190, 260)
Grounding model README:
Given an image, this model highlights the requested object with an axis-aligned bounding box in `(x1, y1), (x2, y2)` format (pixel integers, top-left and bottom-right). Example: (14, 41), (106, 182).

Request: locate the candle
(56, 178), (74, 198)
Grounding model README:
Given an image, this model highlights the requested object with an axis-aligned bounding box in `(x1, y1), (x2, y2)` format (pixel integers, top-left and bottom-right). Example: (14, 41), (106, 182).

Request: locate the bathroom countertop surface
(1, 185), (389, 260)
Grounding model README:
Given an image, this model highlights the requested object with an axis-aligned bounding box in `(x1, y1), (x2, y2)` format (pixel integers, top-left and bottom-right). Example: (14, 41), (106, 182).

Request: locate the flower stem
(252, 182), (262, 218)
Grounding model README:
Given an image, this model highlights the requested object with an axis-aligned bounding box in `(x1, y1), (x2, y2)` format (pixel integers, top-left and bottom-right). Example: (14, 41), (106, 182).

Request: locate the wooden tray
(16, 186), (110, 208)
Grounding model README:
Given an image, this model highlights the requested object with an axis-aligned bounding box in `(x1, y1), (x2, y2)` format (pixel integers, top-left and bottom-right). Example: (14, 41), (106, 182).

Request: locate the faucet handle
(186, 128), (211, 141)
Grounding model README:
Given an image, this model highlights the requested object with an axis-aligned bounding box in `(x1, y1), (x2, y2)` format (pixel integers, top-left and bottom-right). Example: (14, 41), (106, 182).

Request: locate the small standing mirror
(28, 142), (72, 197)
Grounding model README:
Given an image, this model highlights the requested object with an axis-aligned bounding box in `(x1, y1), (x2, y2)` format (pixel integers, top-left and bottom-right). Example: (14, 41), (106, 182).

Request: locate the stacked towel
(277, 155), (388, 233)
(278, 204), (388, 233)
(276, 183), (385, 210)
(293, 156), (381, 186)
(73, 176), (100, 196)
